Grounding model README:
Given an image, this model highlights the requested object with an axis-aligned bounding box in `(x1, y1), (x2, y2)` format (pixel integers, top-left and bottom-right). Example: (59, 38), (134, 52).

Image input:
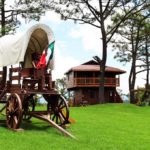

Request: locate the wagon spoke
(58, 99), (63, 108)
(6, 107), (11, 114)
(52, 114), (56, 121)
(13, 108), (19, 115)
(10, 96), (14, 102)
(7, 116), (11, 125)
(8, 101), (14, 112)
(13, 116), (18, 129)
(59, 111), (66, 121)
(23, 95), (35, 121)
(14, 98), (18, 108)
(58, 112), (64, 123)
(56, 116), (59, 124)
(59, 104), (66, 110)
(10, 117), (14, 128)
(11, 98), (15, 109)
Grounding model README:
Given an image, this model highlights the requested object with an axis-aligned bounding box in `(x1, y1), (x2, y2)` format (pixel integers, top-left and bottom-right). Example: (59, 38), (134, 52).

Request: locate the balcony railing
(69, 77), (119, 87)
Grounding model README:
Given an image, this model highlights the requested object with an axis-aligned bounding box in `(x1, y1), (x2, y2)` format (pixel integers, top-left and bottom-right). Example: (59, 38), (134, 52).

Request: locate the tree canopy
(0, 0), (49, 36)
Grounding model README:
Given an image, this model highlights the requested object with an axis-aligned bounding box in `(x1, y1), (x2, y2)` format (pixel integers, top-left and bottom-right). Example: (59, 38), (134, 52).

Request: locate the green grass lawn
(0, 103), (150, 150)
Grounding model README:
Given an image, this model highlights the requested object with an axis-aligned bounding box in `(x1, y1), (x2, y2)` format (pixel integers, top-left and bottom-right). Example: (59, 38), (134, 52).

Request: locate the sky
(16, 11), (146, 94)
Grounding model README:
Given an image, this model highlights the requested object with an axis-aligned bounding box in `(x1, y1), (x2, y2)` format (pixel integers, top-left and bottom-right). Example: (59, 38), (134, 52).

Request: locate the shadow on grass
(21, 120), (52, 131)
(0, 118), (54, 133)
(0, 119), (6, 127)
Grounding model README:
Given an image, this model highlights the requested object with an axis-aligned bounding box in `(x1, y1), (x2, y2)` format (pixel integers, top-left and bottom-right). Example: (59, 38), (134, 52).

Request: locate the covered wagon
(0, 24), (74, 138)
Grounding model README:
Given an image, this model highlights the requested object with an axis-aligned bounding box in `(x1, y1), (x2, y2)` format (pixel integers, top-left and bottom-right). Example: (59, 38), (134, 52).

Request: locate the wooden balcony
(67, 77), (119, 88)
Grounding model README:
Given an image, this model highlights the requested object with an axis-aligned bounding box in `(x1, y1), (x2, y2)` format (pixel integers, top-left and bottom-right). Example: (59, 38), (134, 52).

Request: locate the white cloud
(120, 73), (146, 94)
(69, 24), (102, 53)
(118, 74), (129, 94)
(52, 41), (80, 80)
(136, 71), (146, 88)
(56, 41), (68, 50)
(40, 11), (63, 24)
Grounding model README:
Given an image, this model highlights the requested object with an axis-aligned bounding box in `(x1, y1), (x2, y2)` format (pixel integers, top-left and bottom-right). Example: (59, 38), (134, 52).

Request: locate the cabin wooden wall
(66, 72), (74, 88)
(82, 88), (99, 104)
(73, 89), (83, 106)
(72, 87), (123, 106)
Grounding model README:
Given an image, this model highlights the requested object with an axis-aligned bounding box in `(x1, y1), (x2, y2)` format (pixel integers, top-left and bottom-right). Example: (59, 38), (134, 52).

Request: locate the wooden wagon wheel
(6, 93), (22, 129)
(47, 95), (69, 126)
(23, 95), (35, 120)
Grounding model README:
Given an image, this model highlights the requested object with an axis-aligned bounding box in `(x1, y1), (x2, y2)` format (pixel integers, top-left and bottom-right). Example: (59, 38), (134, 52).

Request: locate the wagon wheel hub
(54, 107), (59, 113)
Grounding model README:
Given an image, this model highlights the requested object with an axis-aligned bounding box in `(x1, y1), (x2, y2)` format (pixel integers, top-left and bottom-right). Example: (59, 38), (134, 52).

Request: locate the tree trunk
(129, 68), (134, 103)
(1, 0), (5, 36)
(145, 36), (149, 91)
(129, 56), (136, 104)
(129, 25), (140, 104)
(99, 60), (105, 103)
(99, 20), (107, 103)
(1, 0), (7, 87)
(142, 35), (149, 101)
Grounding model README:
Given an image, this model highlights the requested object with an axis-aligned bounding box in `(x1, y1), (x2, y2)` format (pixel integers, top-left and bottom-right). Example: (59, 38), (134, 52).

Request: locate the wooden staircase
(114, 90), (123, 103)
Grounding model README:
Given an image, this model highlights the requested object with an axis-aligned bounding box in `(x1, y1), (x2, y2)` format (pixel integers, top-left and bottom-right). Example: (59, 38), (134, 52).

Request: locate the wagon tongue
(31, 113), (76, 139)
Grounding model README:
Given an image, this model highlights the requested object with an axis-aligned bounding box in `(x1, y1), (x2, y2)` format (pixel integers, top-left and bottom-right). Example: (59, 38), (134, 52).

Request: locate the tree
(48, 0), (149, 103)
(134, 85), (150, 106)
(56, 77), (68, 99)
(112, 11), (150, 103)
(0, 0), (48, 36)
(138, 23), (150, 101)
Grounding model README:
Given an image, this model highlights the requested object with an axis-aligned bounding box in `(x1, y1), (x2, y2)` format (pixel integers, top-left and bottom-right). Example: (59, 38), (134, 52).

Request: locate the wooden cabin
(65, 60), (126, 106)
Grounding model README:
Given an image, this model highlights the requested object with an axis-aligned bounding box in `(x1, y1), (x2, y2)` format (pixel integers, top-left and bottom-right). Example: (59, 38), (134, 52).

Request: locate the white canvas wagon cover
(0, 23), (55, 69)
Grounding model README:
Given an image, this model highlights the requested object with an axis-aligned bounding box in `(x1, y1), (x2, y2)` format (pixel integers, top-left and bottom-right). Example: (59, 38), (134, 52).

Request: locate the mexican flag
(37, 41), (55, 69)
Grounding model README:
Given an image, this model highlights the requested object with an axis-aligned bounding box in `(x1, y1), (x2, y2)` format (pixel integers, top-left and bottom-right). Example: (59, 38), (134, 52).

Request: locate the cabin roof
(65, 60), (126, 74)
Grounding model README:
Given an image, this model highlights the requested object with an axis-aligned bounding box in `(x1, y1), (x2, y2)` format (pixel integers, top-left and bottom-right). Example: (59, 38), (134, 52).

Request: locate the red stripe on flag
(36, 52), (46, 69)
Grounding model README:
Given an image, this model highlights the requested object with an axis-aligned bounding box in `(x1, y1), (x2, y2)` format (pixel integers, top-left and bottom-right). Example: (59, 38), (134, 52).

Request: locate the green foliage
(55, 77), (68, 99)
(135, 85), (150, 106)
(0, 0), (49, 36)
(112, 4), (150, 65)
(1, 104), (150, 150)
(112, 8), (150, 104)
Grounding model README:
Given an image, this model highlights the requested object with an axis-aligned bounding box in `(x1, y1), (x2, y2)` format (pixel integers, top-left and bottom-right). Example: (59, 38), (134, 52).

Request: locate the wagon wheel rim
(6, 93), (22, 129)
(51, 95), (69, 126)
(23, 95), (35, 120)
